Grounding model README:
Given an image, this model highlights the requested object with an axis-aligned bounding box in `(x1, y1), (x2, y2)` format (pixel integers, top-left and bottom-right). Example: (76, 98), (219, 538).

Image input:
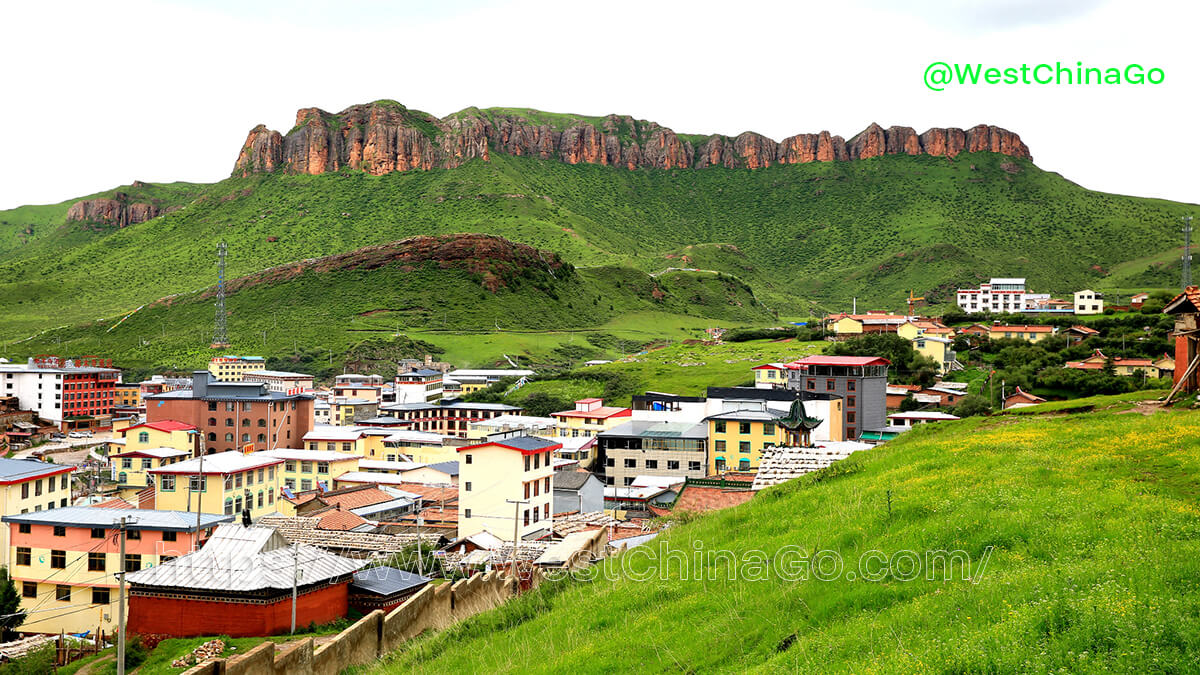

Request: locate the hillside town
(0, 279), (1195, 670)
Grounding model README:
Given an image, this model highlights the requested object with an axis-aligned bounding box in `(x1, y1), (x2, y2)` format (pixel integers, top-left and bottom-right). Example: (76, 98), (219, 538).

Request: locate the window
(762, 423), (775, 435)
(51, 550), (66, 569)
(21, 582), (36, 598)
(246, 471), (253, 486)
(464, 508), (472, 519)
(714, 440), (726, 452)
(285, 461), (296, 472)
(300, 461), (313, 473)
(523, 510), (530, 526)
(806, 379), (815, 390)
(645, 459), (658, 469)
(667, 460), (680, 471)
(257, 491), (264, 508)
(624, 458), (636, 468)
(524, 455), (531, 472)
(56, 585), (71, 602)
(224, 498), (233, 516)
(688, 461), (702, 472)
(241, 433), (250, 443)
(714, 421), (726, 433)
(257, 468), (264, 482)
(21, 483), (28, 499)
(162, 530), (177, 542)
(544, 476), (551, 492)
(35, 480), (42, 497)
(207, 432), (216, 442)
(88, 552), (106, 572)
(225, 418), (234, 427)
(16, 547), (31, 565)
(342, 442), (352, 452)
(739, 422), (751, 434)
(17, 523), (30, 534)
(208, 417), (217, 426)
(847, 380), (856, 392)
(300, 479), (312, 491)
(605, 457), (614, 467)
(465, 454), (472, 465)
(52, 525), (66, 537)
(142, 459), (152, 470)
(189, 475), (204, 492)
(826, 379), (835, 391)
(465, 482), (472, 491)
(124, 554), (142, 572)
(161, 474), (176, 491)
(90, 527), (105, 539)
(235, 496), (243, 513)
(225, 433), (234, 442)
(847, 412), (856, 424)
(739, 458), (751, 471)
(847, 396), (856, 408)
(224, 475), (234, 490)
(91, 588), (111, 605)
(127, 530), (141, 540)
(257, 434), (266, 443)
(138, 431), (149, 443)
(121, 458), (132, 469)
(208, 401), (218, 411)
(739, 441), (751, 453)
(258, 418), (266, 427)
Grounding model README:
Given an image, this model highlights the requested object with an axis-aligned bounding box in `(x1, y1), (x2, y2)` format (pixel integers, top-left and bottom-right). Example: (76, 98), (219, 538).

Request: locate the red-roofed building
(1065, 325), (1101, 345)
(551, 398), (631, 438)
(1065, 350), (1169, 378)
(1004, 387), (1046, 409)
(1165, 286), (1200, 394)
(458, 436), (557, 541)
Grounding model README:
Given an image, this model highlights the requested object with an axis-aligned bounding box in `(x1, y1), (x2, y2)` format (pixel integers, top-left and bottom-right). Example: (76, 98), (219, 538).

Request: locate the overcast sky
(1, 0), (1195, 210)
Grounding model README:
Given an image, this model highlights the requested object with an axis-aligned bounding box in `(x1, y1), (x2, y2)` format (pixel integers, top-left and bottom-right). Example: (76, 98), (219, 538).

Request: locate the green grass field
(363, 397), (1200, 673)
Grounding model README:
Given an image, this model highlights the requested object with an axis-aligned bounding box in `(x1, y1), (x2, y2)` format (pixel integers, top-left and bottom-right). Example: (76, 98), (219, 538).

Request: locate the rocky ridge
(233, 100), (1031, 177)
(65, 193), (160, 227)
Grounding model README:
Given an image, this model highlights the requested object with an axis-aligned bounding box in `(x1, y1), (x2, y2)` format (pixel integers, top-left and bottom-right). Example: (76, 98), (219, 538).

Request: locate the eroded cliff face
(66, 193), (160, 227)
(232, 101), (1031, 177)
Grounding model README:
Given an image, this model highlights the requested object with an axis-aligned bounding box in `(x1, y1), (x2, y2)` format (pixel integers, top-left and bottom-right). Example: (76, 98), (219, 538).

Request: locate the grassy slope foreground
(368, 399), (1200, 673)
(1, 152), (1194, 346)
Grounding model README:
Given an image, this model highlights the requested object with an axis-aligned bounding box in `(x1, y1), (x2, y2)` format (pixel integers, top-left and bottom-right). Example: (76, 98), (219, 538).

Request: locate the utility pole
(506, 499), (529, 594)
(115, 515), (134, 675)
(1183, 216), (1194, 289)
(194, 453), (204, 542)
(290, 543), (299, 634)
(416, 515), (424, 577)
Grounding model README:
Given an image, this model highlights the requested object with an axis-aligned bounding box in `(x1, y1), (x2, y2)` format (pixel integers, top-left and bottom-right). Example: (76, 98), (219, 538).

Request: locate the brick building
(145, 371), (314, 454)
(0, 356), (120, 429)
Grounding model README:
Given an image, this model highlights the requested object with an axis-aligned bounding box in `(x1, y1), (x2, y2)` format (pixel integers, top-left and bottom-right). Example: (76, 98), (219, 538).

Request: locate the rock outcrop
(231, 100), (1032, 177)
(66, 193), (159, 227)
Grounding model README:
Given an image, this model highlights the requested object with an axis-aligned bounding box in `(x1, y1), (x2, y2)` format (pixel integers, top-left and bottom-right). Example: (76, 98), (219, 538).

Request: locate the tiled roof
(1164, 286), (1200, 314)
(321, 486), (402, 510)
(391, 483), (458, 504)
(552, 407), (632, 420)
(752, 443), (872, 490)
(553, 471), (598, 491)
(312, 507), (372, 531)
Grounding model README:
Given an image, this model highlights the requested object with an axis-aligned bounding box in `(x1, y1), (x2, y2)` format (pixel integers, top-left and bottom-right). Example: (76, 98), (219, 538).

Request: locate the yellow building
(2, 507), (229, 635)
(912, 335), (956, 375)
(332, 398), (379, 426)
(0, 459), (75, 568)
(706, 410), (785, 474)
(146, 451), (283, 518)
(114, 383), (142, 409)
(302, 426), (394, 459)
(987, 324), (1055, 343)
(111, 448), (191, 493)
(551, 399), (632, 438)
(261, 449), (360, 492)
(119, 420), (200, 455)
(457, 437), (559, 541)
(752, 363), (789, 389)
(207, 355), (267, 381)
(379, 430), (453, 463)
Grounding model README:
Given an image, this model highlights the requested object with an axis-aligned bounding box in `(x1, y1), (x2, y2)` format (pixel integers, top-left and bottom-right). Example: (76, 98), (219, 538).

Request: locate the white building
(0, 357), (120, 425)
(1073, 290), (1104, 315)
(457, 436), (558, 541)
(243, 370), (314, 393)
(393, 369), (444, 404)
(956, 278), (1037, 313)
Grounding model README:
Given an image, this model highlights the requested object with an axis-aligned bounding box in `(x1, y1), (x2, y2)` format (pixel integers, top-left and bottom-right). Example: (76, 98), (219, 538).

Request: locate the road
(14, 430), (114, 463)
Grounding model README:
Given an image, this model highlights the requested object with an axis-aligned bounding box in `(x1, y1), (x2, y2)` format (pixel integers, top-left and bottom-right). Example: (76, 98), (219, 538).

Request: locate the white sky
(1, 0), (1196, 210)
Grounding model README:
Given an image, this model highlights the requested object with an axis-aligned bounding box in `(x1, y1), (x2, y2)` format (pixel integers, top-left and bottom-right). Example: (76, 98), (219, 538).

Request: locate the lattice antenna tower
(211, 241), (230, 348)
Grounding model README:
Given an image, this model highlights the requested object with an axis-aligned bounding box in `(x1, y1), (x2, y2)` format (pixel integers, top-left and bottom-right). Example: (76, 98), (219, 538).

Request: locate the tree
(953, 395), (992, 418)
(0, 566), (26, 639)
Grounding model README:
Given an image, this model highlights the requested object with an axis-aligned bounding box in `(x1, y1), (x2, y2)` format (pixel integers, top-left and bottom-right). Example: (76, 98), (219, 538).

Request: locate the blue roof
(0, 457), (70, 483)
(2, 507), (232, 532)
(351, 567), (430, 596)
(494, 436), (559, 452)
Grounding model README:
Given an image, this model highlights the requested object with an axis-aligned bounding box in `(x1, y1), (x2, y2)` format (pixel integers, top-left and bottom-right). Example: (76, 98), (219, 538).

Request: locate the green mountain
(1, 102), (1194, 368)
(368, 396), (1200, 673)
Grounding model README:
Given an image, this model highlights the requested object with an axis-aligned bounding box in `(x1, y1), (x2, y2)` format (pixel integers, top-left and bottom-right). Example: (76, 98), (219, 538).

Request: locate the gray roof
(704, 409), (786, 422)
(244, 370), (313, 378)
(351, 567), (430, 596)
(383, 401), (521, 412)
(126, 523), (365, 591)
(487, 436), (560, 451)
(0, 457), (70, 482)
(425, 461), (460, 476)
(2, 507), (231, 532)
(553, 472), (599, 491)
(600, 421), (708, 439)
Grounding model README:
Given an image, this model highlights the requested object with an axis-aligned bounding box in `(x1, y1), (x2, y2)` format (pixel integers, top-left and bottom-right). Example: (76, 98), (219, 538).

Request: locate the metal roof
(260, 449), (360, 463)
(351, 567), (430, 596)
(2, 507), (231, 532)
(126, 537), (364, 592)
(554, 471), (599, 491)
(147, 450), (283, 475)
(243, 370), (313, 378)
(704, 409), (785, 422)
(601, 421), (708, 439)
(0, 457), (73, 484)
(424, 461), (460, 476)
(111, 447), (190, 459)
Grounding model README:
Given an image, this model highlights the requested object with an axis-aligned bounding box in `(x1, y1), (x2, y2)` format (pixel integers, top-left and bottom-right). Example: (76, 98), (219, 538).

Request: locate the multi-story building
(111, 447), (191, 496)
(118, 420), (201, 456)
(243, 370), (315, 393)
(444, 369), (535, 395)
(145, 371), (314, 454)
(466, 414), (559, 440)
(551, 398), (632, 438)
(394, 369), (444, 404)
(752, 363), (789, 389)
(303, 425), (396, 459)
(457, 436), (559, 541)
(260, 448), (361, 492)
(380, 430), (448, 463)
(598, 421), (708, 486)
(332, 398), (379, 426)
(207, 355), (266, 382)
(785, 356), (889, 440)
(114, 383), (142, 410)
(2, 507), (229, 635)
(956, 278), (1031, 313)
(987, 324), (1056, 343)
(0, 356), (120, 428)
(381, 400), (523, 438)
(146, 451), (283, 519)
(1073, 289), (1104, 315)
(0, 458), (75, 566)
(333, 374), (384, 403)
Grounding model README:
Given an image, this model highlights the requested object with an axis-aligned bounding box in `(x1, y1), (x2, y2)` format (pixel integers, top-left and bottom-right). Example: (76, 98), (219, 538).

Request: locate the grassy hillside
(1, 152), (1193, 346)
(1, 236), (770, 371)
(365, 397), (1200, 673)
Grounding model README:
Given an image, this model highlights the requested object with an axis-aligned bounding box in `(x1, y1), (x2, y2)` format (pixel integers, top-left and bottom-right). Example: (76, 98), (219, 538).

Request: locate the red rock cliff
(66, 193), (160, 227)
(231, 101), (1032, 176)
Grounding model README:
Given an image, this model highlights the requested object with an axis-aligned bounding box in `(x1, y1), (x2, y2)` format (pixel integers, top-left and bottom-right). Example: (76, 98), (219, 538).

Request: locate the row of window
(222, 490), (274, 514)
(16, 547), (149, 571)
(23, 523), (177, 542)
(309, 442), (355, 452)
(283, 460), (330, 474)
(713, 421), (772, 435)
(16, 498), (68, 514)
(714, 458), (753, 472)
(22, 582), (111, 605)
(19, 474), (69, 500)
(803, 378), (858, 392)
(713, 440), (768, 453)
(606, 458), (703, 472)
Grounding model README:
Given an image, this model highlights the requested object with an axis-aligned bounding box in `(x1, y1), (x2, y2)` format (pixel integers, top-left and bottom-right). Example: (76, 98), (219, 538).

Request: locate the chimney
(192, 371), (212, 397)
(424, 354), (433, 366)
